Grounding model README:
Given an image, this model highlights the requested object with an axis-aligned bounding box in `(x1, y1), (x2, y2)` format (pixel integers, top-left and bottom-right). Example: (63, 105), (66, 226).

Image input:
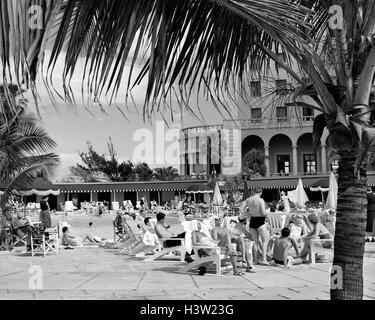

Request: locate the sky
(25, 53), (231, 181)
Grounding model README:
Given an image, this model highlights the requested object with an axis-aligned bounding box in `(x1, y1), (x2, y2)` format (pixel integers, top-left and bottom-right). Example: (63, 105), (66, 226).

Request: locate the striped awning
(245, 175), (332, 190)
(54, 180), (208, 193)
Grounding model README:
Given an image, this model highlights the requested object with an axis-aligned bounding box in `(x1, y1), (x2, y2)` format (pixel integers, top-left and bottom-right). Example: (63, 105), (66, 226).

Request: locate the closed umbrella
(326, 172), (338, 210)
(288, 178), (309, 207)
(213, 182), (223, 205)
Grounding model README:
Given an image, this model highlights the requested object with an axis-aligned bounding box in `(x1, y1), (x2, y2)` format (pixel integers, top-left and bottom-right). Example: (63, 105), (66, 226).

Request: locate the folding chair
(12, 233), (27, 247)
(30, 226), (59, 257)
(113, 219), (128, 243)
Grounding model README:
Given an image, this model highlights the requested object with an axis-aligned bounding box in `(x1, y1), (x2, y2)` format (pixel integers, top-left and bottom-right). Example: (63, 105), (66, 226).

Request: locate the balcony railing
(181, 124), (223, 136)
(223, 118), (265, 128)
(303, 116), (315, 122)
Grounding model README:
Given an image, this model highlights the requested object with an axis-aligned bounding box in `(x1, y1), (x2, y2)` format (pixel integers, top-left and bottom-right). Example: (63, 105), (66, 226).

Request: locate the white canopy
(325, 172), (338, 210)
(287, 178), (309, 207)
(212, 182), (223, 205)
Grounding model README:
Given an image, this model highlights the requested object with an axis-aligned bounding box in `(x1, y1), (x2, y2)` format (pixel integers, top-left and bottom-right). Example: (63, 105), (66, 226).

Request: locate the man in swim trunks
(239, 187), (270, 265)
(272, 228), (302, 269)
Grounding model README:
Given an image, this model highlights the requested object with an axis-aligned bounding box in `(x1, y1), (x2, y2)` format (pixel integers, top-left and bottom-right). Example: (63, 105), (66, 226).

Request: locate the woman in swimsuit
(299, 214), (332, 262)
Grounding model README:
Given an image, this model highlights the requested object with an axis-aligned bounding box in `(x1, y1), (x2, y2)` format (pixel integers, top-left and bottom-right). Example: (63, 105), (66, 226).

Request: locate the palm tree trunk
(331, 149), (367, 300)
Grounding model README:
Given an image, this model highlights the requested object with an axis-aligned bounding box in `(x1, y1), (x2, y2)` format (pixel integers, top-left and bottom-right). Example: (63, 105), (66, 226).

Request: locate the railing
(181, 124), (223, 136)
(303, 116), (315, 122)
(267, 172), (329, 178)
(223, 115), (316, 130)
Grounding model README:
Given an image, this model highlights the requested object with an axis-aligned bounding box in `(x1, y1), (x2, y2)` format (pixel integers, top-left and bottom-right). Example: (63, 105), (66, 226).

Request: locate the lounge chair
(267, 213), (287, 237)
(178, 239), (253, 276)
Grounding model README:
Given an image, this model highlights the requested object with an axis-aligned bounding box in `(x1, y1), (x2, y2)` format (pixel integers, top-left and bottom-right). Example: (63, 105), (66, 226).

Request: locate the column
(292, 145), (298, 176)
(90, 192), (93, 202)
(264, 146), (270, 177)
(321, 145), (327, 173)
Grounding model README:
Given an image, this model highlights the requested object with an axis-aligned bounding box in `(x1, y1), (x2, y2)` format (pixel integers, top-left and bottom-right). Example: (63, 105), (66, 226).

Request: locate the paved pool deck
(1, 213), (375, 300)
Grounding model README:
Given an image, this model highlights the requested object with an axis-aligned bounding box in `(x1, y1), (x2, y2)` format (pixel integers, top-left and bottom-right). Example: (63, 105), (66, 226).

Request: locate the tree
(70, 138), (133, 182)
(0, 85), (60, 210)
(153, 166), (179, 181)
(2, 0), (375, 300)
(133, 162), (153, 181)
(242, 149), (267, 177)
(118, 160), (135, 181)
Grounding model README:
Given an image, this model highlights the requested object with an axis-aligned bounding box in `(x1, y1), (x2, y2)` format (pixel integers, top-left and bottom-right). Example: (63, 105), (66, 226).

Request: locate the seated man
(12, 211), (33, 239)
(154, 212), (193, 263)
(61, 227), (107, 247)
(272, 228), (302, 269)
(212, 217), (251, 275)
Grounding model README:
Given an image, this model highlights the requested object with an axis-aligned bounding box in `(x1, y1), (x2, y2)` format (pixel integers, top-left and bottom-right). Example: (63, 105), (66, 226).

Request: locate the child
(272, 227), (302, 269)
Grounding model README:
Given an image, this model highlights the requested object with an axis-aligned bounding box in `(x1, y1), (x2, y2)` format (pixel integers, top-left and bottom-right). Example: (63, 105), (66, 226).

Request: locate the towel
(200, 221), (214, 240)
(202, 219), (214, 231)
(143, 230), (160, 247)
(181, 220), (199, 254)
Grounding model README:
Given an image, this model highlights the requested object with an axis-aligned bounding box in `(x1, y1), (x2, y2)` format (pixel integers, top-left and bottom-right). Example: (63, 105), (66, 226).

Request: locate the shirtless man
(239, 187), (270, 265)
(272, 228), (302, 269)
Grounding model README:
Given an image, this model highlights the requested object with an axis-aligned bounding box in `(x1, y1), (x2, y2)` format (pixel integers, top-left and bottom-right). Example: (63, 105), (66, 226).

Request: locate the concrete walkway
(1, 244), (375, 300)
(2, 213), (375, 300)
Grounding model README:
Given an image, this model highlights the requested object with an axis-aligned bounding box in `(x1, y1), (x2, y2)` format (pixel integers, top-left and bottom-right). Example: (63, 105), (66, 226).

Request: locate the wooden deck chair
(267, 213), (287, 236)
(113, 218), (127, 243)
(179, 245), (223, 275)
(118, 216), (145, 251)
(31, 227), (59, 257)
(12, 233), (27, 247)
(138, 217), (185, 262)
(125, 218), (162, 256)
(310, 239), (334, 264)
(143, 236), (185, 262)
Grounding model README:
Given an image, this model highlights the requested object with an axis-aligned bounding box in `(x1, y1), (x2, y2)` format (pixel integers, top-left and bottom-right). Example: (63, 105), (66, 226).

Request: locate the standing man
(239, 187), (270, 265)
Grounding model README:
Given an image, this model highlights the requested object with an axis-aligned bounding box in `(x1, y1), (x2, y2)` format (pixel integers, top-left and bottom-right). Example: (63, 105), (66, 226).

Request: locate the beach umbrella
(325, 172), (338, 210)
(186, 184), (213, 203)
(242, 181), (250, 201)
(288, 178), (309, 207)
(309, 176), (330, 202)
(309, 177), (330, 192)
(212, 182), (223, 205)
(18, 178), (60, 197)
(185, 184), (213, 193)
(0, 178), (60, 198)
